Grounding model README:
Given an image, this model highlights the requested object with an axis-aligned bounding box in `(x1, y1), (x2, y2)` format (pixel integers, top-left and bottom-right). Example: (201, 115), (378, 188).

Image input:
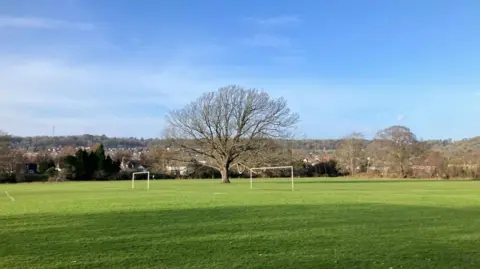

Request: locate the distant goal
(249, 166), (294, 191)
(132, 172), (150, 190)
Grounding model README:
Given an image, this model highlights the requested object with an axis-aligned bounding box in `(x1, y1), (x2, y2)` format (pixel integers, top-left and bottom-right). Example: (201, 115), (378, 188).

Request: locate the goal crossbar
(249, 166), (294, 191)
(132, 172), (150, 190)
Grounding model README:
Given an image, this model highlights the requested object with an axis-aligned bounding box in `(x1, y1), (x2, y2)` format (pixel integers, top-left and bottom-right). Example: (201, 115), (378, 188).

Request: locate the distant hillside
(9, 135), (480, 154)
(10, 135), (343, 151)
(439, 137), (480, 156)
(10, 135), (158, 149)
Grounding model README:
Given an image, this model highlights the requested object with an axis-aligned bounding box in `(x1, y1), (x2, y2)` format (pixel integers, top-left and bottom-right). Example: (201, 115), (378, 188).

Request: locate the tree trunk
(220, 165), (230, 183)
(350, 158), (355, 176)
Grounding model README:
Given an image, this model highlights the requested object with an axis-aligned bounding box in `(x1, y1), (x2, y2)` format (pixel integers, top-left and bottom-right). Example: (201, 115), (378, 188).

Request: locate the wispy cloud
(397, 114), (406, 121)
(247, 15), (300, 27)
(0, 55), (236, 137)
(3, 54), (478, 139)
(242, 34), (291, 47)
(0, 54), (350, 138)
(0, 15), (94, 30)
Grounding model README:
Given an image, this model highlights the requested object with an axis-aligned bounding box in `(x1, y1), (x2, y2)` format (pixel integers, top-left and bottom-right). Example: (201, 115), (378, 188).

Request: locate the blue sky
(1, 0), (479, 139)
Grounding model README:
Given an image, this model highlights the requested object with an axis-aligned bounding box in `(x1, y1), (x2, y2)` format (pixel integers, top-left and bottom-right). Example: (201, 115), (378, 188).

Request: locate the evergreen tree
(87, 152), (98, 178)
(38, 159), (56, 174)
(95, 144), (106, 171)
(73, 149), (87, 180)
(104, 155), (120, 174)
(60, 145), (121, 181)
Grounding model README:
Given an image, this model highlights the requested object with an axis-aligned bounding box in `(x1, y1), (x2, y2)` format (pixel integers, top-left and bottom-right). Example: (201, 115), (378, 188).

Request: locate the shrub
(44, 167), (57, 178)
(0, 173), (16, 183)
(93, 170), (108, 181)
(57, 168), (74, 181)
(150, 173), (173, 180)
(23, 174), (48, 183)
(108, 171), (132, 181)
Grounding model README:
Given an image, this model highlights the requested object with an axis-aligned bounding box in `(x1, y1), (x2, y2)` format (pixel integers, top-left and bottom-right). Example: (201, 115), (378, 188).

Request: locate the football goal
(249, 166), (294, 191)
(132, 172), (150, 190)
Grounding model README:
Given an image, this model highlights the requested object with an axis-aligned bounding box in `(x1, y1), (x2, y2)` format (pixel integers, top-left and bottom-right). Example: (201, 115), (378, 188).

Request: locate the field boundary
(4, 190), (15, 201)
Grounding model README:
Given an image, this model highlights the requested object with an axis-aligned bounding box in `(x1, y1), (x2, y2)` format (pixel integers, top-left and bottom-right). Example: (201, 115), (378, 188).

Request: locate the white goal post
(249, 166), (294, 191)
(132, 172), (150, 190)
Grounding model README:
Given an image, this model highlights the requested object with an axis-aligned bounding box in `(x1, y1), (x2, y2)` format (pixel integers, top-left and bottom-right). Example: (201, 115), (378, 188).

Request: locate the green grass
(1, 178), (480, 269)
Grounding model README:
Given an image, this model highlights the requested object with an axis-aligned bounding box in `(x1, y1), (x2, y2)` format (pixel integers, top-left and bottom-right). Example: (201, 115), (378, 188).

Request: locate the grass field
(1, 178), (480, 269)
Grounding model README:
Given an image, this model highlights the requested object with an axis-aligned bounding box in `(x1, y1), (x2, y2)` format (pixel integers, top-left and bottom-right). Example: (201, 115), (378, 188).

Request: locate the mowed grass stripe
(1, 179), (479, 269)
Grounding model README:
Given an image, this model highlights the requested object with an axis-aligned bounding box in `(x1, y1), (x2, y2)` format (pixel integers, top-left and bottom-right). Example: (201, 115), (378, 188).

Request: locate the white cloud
(0, 56), (236, 137)
(0, 54), (347, 138)
(4, 55), (458, 139)
(397, 114), (405, 121)
(0, 15), (94, 30)
(247, 15), (300, 26)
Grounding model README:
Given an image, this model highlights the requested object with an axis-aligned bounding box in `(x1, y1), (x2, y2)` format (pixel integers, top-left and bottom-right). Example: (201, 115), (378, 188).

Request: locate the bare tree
(238, 140), (293, 170)
(112, 150), (132, 162)
(374, 126), (426, 177)
(165, 85), (299, 183)
(141, 147), (178, 173)
(0, 131), (11, 174)
(58, 146), (76, 157)
(336, 132), (365, 176)
(0, 132), (25, 179)
(422, 151), (448, 178)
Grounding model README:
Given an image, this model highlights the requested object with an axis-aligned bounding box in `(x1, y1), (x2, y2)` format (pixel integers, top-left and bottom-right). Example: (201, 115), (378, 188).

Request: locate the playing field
(1, 179), (480, 269)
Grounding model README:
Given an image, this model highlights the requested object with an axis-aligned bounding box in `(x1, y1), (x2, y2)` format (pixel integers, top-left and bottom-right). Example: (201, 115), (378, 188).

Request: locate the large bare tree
(374, 125), (426, 177)
(165, 85), (299, 183)
(336, 132), (366, 176)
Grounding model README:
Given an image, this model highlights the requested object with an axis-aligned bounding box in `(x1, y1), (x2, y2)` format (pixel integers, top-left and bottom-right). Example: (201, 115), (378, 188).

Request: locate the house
(55, 159), (65, 172)
(303, 155), (331, 166)
(166, 165), (188, 176)
(367, 165), (390, 174)
(24, 163), (38, 174)
(120, 157), (147, 171)
(10, 163), (38, 182)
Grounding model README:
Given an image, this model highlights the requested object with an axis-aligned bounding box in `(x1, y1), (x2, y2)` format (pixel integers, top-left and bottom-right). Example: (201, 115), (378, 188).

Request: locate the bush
(57, 168), (74, 181)
(23, 174), (48, 183)
(108, 171), (132, 181)
(0, 173), (16, 183)
(93, 170), (109, 181)
(44, 167), (57, 178)
(188, 166), (221, 179)
(150, 173), (174, 180)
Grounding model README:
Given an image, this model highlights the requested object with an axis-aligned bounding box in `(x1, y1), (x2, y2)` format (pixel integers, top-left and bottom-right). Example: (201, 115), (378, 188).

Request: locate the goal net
(249, 166), (294, 191)
(132, 172), (150, 190)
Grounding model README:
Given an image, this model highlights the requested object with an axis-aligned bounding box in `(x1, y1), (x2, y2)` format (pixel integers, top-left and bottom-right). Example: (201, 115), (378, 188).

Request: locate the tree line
(61, 144), (121, 181)
(0, 140), (129, 183)
(1, 85), (479, 183)
(1, 130), (479, 183)
(9, 135), (467, 153)
(162, 85), (479, 182)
